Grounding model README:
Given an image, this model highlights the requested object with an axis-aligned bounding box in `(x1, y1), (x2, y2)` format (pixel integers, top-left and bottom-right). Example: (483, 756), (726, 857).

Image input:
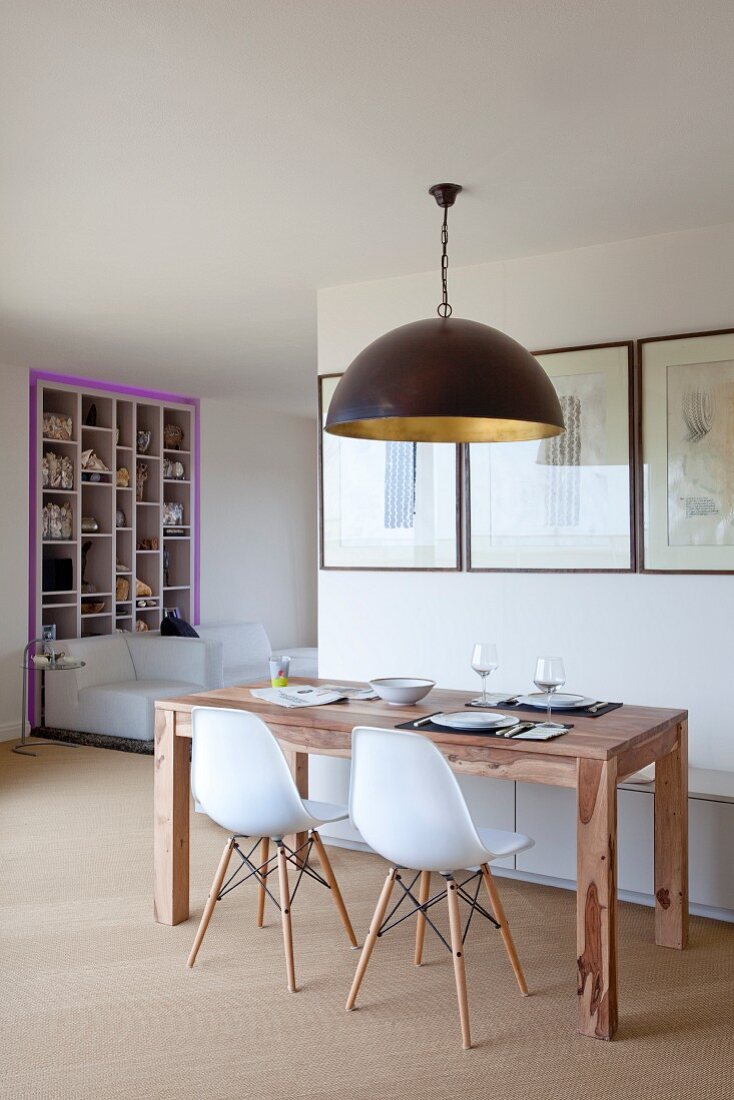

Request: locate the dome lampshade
(325, 316), (565, 443)
(323, 183), (565, 445)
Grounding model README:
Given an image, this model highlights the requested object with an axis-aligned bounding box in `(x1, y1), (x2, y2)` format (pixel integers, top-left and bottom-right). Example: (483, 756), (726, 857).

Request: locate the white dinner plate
(431, 711), (518, 731)
(516, 693), (595, 710)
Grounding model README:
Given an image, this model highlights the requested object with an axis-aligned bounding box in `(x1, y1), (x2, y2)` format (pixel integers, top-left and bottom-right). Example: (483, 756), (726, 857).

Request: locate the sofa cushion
(197, 622), (271, 687)
(61, 636), (136, 690)
(77, 679), (205, 741)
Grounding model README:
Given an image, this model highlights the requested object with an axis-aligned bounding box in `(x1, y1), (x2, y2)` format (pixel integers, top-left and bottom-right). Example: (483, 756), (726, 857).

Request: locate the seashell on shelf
(136, 578), (153, 598)
(81, 449), (109, 472)
(43, 412), (73, 441)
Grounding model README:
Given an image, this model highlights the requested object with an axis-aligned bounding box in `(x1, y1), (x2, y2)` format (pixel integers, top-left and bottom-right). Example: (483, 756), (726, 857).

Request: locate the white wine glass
(471, 643), (498, 706)
(534, 656), (566, 730)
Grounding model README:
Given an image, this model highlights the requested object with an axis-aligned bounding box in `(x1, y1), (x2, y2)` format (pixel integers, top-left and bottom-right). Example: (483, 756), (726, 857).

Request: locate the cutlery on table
(502, 722), (534, 737)
(587, 701), (608, 714)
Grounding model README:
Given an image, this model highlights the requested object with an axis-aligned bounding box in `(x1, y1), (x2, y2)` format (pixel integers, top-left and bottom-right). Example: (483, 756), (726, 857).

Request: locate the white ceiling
(2, 1), (734, 414)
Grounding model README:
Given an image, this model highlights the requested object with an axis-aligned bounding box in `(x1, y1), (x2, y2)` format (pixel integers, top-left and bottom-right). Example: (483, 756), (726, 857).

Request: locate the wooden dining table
(153, 680), (688, 1041)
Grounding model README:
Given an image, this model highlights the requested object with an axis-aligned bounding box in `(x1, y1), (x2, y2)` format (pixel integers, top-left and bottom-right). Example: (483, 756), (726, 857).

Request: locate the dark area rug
(32, 726), (154, 755)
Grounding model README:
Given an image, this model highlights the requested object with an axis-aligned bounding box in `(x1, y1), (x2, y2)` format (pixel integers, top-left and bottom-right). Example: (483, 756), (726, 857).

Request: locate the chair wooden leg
(277, 842), (297, 992)
(187, 837), (235, 968)
(311, 830), (359, 948)
(480, 863), (528, 996)
(414, 870), (431, 966)
(256, 837), (269, 928)
(346, 867), (397, 1011)
(446, 876), (472, 1050)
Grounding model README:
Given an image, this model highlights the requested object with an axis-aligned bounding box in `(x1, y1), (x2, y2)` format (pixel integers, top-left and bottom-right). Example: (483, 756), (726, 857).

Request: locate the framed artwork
(467, 342), (634, 572)
(638, 328), (734, 573)
(318, 374), (461, 570)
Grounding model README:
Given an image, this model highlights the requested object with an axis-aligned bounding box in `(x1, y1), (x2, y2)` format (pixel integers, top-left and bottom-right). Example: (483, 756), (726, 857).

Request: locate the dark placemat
(465, 699), (623, 718)
(395, 716), (572, 740)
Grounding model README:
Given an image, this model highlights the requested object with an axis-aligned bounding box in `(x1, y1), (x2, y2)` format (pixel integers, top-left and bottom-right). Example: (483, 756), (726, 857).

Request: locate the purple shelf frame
(29, 370), (201, 722)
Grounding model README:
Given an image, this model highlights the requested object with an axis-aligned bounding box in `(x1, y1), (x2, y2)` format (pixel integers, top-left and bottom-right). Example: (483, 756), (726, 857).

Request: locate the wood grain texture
(153, 679), (689, 1040)
(256, 837), (269, 928)
(414, 870), (431, 966)
(346, 867), (397, 1011)
(655, 720), (689, 949)
(153, 707), (190, 926)
(447, 879), (472, 1050)
(186, 837), (235, 967)
(277, 843), (297, 992)
(576, 758), (618, 1040)
(160, 680), (686, 763)
(311, 830), (359, 948)
(283, 747), (308, 857)
(480, 864), (528, 996)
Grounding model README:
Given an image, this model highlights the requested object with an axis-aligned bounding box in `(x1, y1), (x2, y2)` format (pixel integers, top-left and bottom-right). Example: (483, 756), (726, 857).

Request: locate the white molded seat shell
(349, 727), (533, 873)
(191, 706), (348, 837)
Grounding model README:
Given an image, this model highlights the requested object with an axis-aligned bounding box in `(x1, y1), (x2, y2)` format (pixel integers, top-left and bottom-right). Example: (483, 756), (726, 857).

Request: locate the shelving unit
(32, 378), (198, 643)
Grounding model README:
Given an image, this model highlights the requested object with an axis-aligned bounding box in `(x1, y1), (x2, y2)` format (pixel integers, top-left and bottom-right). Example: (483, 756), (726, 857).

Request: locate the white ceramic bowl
(369, 677), (435, 706)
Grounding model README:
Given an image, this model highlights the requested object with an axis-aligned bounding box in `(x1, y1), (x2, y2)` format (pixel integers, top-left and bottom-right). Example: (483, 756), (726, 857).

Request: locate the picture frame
(637, 328), (734, 573)
(467, 342), (635, 573)
(318, 374), (461, 571)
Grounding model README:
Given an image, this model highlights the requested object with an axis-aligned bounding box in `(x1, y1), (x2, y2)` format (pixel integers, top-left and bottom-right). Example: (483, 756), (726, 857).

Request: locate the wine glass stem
(547, 688), (553, 726)
(481, 672), (488, 705)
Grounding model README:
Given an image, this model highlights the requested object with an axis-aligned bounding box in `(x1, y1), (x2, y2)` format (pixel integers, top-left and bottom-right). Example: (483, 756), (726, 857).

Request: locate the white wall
(199, 400), (317, 648)
(0, 367), (317, 740)
(317, 221), (734, 774)
(0, 365), (30, 740)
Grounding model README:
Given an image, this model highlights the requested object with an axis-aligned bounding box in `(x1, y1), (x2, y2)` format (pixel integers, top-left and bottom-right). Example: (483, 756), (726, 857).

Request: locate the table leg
(577, 757), (618, 1040)
(654, 720), (688, 949)
(153, 707), (190, 925)
(283, 747), (309, 860)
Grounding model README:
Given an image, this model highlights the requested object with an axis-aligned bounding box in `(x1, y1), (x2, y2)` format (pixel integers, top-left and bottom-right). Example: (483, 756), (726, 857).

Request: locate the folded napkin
(250, 686), (347, 709)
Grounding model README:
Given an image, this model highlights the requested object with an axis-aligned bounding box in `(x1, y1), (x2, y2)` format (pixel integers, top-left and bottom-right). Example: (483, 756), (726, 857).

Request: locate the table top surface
(156, 679), (687, 761)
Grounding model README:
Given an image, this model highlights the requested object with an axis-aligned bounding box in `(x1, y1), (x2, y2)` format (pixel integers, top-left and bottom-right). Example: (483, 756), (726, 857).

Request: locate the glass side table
(14, 638), (86, 757)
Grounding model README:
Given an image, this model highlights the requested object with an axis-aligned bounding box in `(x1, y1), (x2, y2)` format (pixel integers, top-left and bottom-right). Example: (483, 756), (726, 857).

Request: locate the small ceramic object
(136, 429), (151, 454)
(115, 508), (126, 528)
(81, 516), (99, 533)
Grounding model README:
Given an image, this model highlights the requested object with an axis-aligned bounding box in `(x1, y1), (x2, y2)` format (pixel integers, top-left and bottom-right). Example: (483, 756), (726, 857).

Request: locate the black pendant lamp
(324, 184), (565, 443)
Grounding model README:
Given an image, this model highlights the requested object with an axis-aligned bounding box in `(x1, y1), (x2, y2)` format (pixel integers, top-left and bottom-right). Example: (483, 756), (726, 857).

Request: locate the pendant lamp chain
(438, 205), (452, 318)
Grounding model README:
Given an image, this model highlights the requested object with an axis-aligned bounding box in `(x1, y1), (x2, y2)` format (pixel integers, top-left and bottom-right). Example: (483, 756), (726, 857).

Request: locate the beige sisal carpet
(1, 741), (733, 1100)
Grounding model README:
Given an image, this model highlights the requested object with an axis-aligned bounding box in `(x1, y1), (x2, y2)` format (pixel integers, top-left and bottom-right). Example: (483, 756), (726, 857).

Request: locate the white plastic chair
(187, 706), (358, 991)
(346, 727), (534, 1049)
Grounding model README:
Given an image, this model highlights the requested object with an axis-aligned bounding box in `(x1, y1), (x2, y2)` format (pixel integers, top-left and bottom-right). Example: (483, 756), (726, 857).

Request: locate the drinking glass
(471, 643), (498, 706)
(533, 656), (566, 729)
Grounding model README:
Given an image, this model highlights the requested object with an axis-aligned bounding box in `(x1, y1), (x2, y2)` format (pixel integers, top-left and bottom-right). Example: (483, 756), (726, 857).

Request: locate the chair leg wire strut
(346, 865), (528, 1051)
(187, 831), (358, 990)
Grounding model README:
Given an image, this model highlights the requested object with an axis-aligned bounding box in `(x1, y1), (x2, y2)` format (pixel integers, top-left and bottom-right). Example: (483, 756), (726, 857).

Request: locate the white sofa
(196, 622), (318, 686)
(44, 634), (223, 742)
